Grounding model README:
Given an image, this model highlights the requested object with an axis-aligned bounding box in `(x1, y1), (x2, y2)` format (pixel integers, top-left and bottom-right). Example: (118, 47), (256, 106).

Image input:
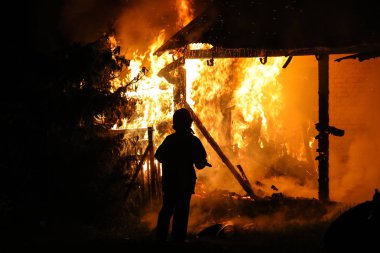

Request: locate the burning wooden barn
(18, 0), (380, 250)
(113, 0), (380, 206)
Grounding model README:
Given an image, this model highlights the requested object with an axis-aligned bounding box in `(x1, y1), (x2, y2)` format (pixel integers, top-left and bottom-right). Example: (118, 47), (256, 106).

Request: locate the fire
(111, 0), (196, 140)
(185, 57), (285, 152)
(111, 31), (174, 135)
(232, 58), (284, 150)
(110, 0), (317, 198)
(176, 0), (194, 27)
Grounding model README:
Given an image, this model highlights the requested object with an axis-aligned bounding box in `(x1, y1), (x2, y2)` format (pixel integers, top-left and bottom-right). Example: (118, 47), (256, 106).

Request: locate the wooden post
(222, 106), (233, 149)
(148, 127), (157, 199)
(317, 54), (330, 202)
(173, 66), (187, 109)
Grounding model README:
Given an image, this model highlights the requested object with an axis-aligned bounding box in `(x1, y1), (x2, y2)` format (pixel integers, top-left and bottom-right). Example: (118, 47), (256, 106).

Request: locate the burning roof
(155, 0), (380, 56)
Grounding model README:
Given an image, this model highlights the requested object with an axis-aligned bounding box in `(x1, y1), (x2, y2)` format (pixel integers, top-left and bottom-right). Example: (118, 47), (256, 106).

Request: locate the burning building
(112, 0), (380, 204)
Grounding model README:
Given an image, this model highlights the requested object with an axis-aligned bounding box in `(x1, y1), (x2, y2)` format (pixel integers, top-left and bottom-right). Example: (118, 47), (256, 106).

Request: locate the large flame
(185, 57), (286, 152)
(113, 31), (174, 133)
(111, 0), (196, 141)
(176, 0), (194, 27)
(111, 0), (317, 198)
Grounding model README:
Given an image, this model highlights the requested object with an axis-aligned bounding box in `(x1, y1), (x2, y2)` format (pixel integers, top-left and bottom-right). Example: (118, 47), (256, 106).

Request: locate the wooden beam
(183, 45), (380, 59)
(317, 54), (330, 202)
(148, 127), (158, 199)
(184, 102), (260, 200)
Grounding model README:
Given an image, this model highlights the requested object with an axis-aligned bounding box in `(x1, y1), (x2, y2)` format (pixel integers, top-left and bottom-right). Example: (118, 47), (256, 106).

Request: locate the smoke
(114, 0), (208, 59)
(329, 56), (380, 203)
(275, 55), (380, 203)
(59, 0), (126, 43)
(58, 0), (207, 50)
(187, 194), (346, 235)
(276, 55), (380, 203)
(114, 0), (179, 59)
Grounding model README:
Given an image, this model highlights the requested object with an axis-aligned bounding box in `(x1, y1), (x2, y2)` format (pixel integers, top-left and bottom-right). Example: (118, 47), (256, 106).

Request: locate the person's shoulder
(165, 133), (177, 141)
(191, 134), (202, 143)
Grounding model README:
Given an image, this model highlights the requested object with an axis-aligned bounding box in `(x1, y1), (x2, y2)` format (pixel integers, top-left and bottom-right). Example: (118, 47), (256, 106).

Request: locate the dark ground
(10, 224), (329, 253)
(6, 197), (337, 253)
(8, 226), (326, 252)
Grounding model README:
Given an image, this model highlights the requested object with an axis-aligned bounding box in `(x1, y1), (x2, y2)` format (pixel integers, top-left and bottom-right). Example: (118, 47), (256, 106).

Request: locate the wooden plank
(183, 45), (380, 59)
(317, 54), (330, 202)
(184, 102), (260, 200)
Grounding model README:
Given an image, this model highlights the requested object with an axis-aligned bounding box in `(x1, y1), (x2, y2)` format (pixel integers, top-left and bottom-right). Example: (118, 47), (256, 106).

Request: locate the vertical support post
(148, 127), (157, 199)
(173, 66), (187, 109)
(222, 107), (232, 149)
(146, 155), (151, 201)
(317, 54), (330, 202)
(156, 162), (162, 199)
(180, 66), (186, 106)
(140, 162), (145, 203)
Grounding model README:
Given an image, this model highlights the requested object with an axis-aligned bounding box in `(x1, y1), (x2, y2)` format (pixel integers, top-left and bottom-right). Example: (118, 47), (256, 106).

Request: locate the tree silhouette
(2, 32), (144, 237)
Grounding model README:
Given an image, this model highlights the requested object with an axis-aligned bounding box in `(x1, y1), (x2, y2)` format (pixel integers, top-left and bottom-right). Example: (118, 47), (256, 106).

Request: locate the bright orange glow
(111, 31), (174, 135)
(176, 0), (194, 27)
(185, 57), (286, 152)
(111, 0), (321, 200)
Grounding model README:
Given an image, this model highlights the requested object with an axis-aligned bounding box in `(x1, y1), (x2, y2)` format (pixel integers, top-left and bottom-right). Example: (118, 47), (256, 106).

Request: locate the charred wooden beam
(334, 51), (380, 62)
(222, 106), (233, 148)
(173, 67), (186, 109)
(182, 45), (380, 59)
(157, 57), (185, 85)
(148, 127), (158, 199)
(158, 57), (187, 109)
(158, 56), (185, 76)
(317, 54), (330, 202)
(184, 102), (259, 200)
(236, 164), (248, 182)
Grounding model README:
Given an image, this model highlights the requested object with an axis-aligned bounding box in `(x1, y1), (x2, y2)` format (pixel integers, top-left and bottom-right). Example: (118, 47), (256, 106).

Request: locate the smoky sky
(30, 0), (209, 53)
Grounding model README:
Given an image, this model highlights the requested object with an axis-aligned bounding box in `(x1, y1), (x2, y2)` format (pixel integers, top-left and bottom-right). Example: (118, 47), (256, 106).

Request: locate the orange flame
(176, 0), (194, 27)
(111, 0), (318, 198)
(185, 57), (285, 151)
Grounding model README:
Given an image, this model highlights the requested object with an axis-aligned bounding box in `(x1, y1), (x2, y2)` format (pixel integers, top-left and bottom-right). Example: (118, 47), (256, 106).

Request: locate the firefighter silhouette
(155, 108), (211, 242)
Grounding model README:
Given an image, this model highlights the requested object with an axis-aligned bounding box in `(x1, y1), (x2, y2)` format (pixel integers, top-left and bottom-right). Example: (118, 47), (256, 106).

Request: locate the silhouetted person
(155, 108), (211, 242)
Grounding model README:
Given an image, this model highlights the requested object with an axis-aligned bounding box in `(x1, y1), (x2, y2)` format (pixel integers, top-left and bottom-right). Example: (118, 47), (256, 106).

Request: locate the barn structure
(154, 0), (380, 201)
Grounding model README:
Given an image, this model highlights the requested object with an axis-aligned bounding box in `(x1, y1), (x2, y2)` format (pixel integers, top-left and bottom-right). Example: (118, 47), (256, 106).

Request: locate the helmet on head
(173, 108), (193, 131)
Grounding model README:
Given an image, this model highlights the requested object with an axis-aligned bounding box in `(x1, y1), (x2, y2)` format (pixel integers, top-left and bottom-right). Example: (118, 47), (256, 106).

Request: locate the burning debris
(271, 185), (279, 191)
(197, 222), (235, 239)
(188, 187), (330, 239)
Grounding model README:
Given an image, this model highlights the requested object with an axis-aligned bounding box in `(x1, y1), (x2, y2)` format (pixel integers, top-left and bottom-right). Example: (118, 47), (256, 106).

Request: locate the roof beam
(182, 45), (380, 59)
